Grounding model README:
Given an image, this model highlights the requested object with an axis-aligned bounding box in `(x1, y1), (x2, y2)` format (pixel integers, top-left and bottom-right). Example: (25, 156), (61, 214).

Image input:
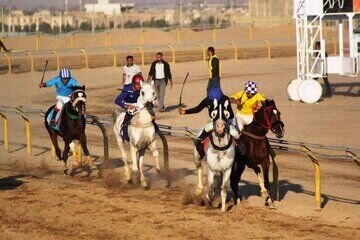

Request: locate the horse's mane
(262, 99), (275, 107)
(71, 85), (86, 92)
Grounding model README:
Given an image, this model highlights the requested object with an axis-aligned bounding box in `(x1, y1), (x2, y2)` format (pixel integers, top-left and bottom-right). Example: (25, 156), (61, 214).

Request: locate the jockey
(179, 85), (239, 160)
(115, 74), (143, 141)
(39, 68), (79, 126)
(230, 81), (266, 131)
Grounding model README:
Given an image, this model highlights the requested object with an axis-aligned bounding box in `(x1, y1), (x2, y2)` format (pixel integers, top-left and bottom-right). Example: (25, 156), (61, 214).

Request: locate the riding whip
(178, 72), (189, 107)
(39, 60), (49, 88)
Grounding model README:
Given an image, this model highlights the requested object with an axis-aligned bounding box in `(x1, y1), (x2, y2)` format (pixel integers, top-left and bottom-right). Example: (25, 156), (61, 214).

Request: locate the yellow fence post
(16, 108), (32, 156)
(52, 51), (60, 71)
(301, 145), (321, 209)
(77, 144), (82, 164)
(269, 148), (279, 202)
(176, 28), (181, 43)
(141, 29), (145, 45)
(108, 47), (117, 67)
(137, 46), (144, 67)
(26, 52), (34, 72)
(105, 31), (109, 47)
(346, 150), (360, 167)
(0, 112), (9, 152)
(70, 33), (75, 48)
(168, 45), (176, 64)
(263, 40), (272, 59)
(35, 33), (41, 51)
(212, 28), (216, 42)
(287, 22), (291, 40)
(2, 53), (11, 75)
(230, 41), (238, 61)
(198, 43), (206, 62)
(80, 49), (89, 69)
(51, 144), (55, 158)
(249, 24), (253, 40)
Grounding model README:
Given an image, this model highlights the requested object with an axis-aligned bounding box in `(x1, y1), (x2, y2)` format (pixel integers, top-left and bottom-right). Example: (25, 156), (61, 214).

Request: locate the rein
(241, 130), (266, 140)
(209, 132), (233, 151)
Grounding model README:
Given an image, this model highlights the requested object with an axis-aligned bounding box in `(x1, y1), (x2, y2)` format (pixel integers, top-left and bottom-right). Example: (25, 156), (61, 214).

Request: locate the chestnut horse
(230, 99), (285, 208)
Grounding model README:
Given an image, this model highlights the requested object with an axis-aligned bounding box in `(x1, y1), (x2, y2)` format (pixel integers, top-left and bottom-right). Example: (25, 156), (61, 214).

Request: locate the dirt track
(0, 57), (359, 239)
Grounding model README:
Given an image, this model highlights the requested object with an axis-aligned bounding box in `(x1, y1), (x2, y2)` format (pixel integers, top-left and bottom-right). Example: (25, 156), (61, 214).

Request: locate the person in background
(207, 46), (220, 95)
(230, 81), (266, 132)
(148, 52), (173, 112)
(314, 41), (332, 97)
(123, 55), (141, 87)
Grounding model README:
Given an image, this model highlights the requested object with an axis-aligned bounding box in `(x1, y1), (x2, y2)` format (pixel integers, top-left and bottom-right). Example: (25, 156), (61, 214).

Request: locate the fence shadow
(0, 175), (25, 190)
(238, 179), (360, 208)
(331, 82), (360, 97)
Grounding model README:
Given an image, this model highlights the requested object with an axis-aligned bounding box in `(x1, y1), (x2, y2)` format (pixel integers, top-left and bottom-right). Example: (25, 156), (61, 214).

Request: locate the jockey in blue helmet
(39, 68), (79, 126)
(179, 85), (239, 160)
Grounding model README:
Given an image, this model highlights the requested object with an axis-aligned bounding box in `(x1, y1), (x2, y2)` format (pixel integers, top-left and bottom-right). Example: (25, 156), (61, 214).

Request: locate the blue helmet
(59, 68), (71, 79)
(208, 86), (223, 101)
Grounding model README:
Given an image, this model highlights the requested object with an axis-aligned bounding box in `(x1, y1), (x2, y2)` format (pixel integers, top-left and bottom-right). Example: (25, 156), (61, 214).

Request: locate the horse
(230, 99), (285, 208)
(44, 86), (95, 175)
(113, 81), (160, 189)
(195, 99), (238, 212)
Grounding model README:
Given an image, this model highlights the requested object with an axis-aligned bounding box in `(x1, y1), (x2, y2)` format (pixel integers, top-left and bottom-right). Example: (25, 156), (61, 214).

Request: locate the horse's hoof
(63, 170), (68, 176)
(195, 187), (203, 196)
(261, 191), (269, 198)
(155, 168), (161, 174)
(236, 198), (241, 205)
(221, 206), (227, 212)
(127, 179), (132, 184)
(141, 180), (148, 189)
(268, 202), (276, 210)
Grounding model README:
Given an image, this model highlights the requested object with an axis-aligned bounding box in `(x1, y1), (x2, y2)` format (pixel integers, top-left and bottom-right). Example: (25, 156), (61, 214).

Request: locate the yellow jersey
(231, 90), (265, 115)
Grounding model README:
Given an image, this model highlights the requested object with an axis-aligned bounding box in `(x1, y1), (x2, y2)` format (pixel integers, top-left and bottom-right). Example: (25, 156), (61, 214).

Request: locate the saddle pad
(201, 137), (210, 152)
(46, 108), (61, 132)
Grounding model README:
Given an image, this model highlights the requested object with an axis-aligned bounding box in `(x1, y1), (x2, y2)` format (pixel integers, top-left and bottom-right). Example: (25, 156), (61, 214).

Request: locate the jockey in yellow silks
(230, 81), (266, 131)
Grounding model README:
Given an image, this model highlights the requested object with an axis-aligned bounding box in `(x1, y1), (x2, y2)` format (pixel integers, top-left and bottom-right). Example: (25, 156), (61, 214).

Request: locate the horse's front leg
(50, 133), (62, 161)
(62, 139), (71, 175)
(253, 165), (268, 198)
(206, 169), (215, 204)
(138, 149), (148, 189)
(262, 158), (275, 209)
(194, 150), (204, 195)
(114, 124), (131, 182)
(69, 141), (81, 169)
(230, 154), (246, 205)
(221, 167), (232, 212)
(130, 143), (139, 173)
(148, 140), (160, 173)
(80, 133), (96, 170)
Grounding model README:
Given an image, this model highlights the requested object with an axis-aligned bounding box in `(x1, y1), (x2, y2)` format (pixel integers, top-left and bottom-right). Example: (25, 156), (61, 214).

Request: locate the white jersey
(123, 64), (141, 85)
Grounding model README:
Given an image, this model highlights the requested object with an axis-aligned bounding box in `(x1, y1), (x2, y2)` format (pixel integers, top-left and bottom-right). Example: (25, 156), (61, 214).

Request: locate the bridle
(254, 105), (284, 133)
(70, 90), (87, 108)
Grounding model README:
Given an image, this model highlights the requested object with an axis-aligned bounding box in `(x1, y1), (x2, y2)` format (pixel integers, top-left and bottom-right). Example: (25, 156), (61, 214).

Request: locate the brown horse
(230, 99), (284, 208)
(44, 86), (94, 175)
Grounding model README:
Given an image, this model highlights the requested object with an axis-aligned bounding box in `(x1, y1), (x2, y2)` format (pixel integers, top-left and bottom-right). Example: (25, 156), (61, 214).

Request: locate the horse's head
(210, 99), (231, 137)
(255, 99), (285, 138)
(70, 85), (87, 115)
(139, 81), (156, 116)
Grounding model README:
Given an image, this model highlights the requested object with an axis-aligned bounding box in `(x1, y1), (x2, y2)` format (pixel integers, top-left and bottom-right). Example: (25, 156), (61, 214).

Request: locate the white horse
(113, 81), (160, 188)
(195, 99), (239, 212)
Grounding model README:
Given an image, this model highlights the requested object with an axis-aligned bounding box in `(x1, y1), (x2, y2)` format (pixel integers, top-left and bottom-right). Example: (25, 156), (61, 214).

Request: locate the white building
(84, 0), (135, 15)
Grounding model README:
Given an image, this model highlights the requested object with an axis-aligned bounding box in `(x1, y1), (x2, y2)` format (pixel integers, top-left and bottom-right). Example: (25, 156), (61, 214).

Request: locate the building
(84, 0), (135, 15)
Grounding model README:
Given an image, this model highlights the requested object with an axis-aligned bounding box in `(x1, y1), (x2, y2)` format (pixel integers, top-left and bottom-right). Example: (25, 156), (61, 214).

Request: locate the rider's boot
(121, 114), (132, 142)
(50, 107), (60, 126)
(194, 130), (209, 160)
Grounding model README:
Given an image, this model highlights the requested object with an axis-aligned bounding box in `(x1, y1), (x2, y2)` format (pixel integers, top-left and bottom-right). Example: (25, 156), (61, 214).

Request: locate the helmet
(59, 68), (71, 79)
(244, 81), (257, 94)
(208, 85), (223, 101)
(132, 74), (143, 85)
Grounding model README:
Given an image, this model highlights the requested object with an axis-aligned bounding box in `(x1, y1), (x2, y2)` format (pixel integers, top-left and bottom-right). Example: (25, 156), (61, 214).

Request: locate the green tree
(39, 22), (52, 33)
(23, 25), (30, 32)
(124, 20), (141, 28)
(30, 23), (37, 32)
(208, 16), (215, 26)
(95, 23), (105, 30)
(79, 21), (91, 31)
(63, 23), (74, 33)
(14, 25), (21, 32)
(191, 17), (201, 27)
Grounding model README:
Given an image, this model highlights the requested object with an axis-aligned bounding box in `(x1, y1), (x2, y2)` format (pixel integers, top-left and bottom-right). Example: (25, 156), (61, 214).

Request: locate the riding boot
(194, 130), (209, 159)
(121, 114), (132, 142)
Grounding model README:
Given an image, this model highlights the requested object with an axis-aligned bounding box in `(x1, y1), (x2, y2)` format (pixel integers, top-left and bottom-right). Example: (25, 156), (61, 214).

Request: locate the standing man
(207, 46), (220, 95)
(314, 41), (332, 97)
(148, 52), (173, 112)
(123, 55), (142, 87)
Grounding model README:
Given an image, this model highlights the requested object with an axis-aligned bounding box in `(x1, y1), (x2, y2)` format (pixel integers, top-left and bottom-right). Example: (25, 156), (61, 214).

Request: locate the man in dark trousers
(207, 46), (220, 95)
(148, 52), (173, 112)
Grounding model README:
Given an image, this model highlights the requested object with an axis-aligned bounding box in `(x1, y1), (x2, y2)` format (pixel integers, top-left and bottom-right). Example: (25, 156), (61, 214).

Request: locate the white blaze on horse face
(215, 119), (225, 135)
(211, 99), (218, 119)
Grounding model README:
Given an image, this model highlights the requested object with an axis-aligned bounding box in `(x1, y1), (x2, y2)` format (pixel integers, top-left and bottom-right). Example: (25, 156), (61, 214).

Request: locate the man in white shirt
(123, 55), (142, 87)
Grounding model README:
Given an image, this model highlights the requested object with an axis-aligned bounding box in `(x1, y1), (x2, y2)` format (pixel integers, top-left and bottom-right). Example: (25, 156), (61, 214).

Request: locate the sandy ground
(0, 57), (359, 239)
